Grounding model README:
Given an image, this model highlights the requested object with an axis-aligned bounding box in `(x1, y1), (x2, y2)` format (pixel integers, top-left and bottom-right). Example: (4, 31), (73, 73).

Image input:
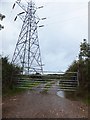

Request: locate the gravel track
(2, 87), (88, 118)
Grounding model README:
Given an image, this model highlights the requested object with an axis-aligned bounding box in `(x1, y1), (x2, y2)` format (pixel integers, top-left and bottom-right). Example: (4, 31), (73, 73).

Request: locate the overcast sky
(0, 0), (88, 72)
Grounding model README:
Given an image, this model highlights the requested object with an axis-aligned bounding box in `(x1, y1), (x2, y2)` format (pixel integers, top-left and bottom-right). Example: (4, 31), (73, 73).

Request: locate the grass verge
(65, 91), (89, 105)
(2, 87), (27, 98)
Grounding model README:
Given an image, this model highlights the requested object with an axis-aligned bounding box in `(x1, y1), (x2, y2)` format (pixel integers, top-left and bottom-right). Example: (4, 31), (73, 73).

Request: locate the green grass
(40, 81), (53, 94)
(45, 82), (52, 88)
(18, 81), (41, 89)
(65, 91), (89, 105)
(88, 97), (90, 104)
(81, 94), (90, 105)
(40, 89), (48, 94)
(2, 87), (27, 97)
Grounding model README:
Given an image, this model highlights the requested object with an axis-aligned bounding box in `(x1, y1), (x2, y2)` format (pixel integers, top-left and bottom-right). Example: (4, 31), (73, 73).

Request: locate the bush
(1, 56), (21, 93)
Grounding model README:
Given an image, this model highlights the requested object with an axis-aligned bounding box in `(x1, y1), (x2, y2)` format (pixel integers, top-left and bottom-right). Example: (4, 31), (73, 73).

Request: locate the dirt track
(2, 89), (88, 118)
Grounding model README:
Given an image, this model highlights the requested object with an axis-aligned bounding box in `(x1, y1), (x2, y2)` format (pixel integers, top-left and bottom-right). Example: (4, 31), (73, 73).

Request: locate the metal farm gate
(14, 71), (79, 92)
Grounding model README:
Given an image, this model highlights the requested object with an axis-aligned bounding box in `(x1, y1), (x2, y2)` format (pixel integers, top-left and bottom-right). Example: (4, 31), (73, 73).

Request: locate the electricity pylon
(12, 0), (45, 75)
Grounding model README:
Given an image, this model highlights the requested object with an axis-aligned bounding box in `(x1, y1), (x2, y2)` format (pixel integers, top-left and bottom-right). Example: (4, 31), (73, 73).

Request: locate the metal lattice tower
(12, 0), (44, 75)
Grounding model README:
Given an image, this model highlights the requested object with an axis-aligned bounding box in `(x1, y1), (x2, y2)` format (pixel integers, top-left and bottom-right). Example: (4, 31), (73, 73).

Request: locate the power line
(44, 14), (87, 27)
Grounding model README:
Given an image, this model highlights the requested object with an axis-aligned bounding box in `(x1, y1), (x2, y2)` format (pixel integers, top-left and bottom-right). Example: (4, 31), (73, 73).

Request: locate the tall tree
(78, 39), (90, 90)
(65, 39), (89, 98)
(79, 39), (90, 60)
